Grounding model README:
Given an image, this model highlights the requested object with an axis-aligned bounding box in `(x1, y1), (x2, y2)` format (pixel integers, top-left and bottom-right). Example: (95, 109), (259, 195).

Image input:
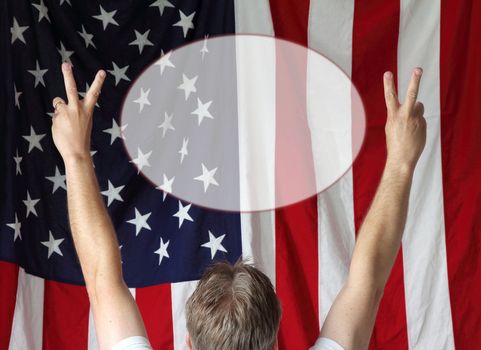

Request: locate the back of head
(185, 260), (281, 350)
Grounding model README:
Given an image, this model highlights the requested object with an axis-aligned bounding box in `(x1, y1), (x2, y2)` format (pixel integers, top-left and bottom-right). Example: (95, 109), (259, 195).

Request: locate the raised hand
(383, 68), (427, 171)
(51, 63), (106, 162)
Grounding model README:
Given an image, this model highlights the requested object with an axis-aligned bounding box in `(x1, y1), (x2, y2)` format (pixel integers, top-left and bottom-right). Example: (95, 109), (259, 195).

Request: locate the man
(51, 62), (425, 350)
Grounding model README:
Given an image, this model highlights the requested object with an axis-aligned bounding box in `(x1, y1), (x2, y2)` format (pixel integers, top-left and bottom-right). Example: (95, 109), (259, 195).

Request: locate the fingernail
(62, 62), (70, 71)
(99, 70), (106, 78)
(384, 71), (393, 80)
(415, 67), (423, 76)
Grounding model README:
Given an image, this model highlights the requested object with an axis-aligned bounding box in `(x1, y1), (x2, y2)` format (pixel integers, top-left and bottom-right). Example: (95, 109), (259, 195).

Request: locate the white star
(130, 148), (152, 174)
(155, 50), (175, 75)
(41, 231), (64, 259)
(191, 98), (214, 125)
(156, 173), (175, 201)
(32, 0), (50, 23)
(154, 237), (170, 265)
(60, 0), (71, 6)
(194, 163), (219, 192)
(201, 230), (227, 259)
(91, 150), (97, 168)
(78, 25), (96, 49)
(57, 42), (74, 64)
(119, 244), (123, 264)
(13, 149), (22, 175)
(45, 166), (66, 193)
(23, 191), (40, 218)
(127, 208), (151, 236)
(173, 10), (195, 38)
(150, 0), (174, 16)
(93, 5), (119, 30)
(79, 83), (99, 107)
(11, 18), (28, 44)
(178, 137), (189, 164)
(101, 180), (125, 206)
(6, 213), (22, 242)
(129, 29), (154, 54)
(108, 62), (130, 86)
(27, 60), (48, 88)
(157, 112), (175, 137)
(200, 35), (209, 60)
(14, 84), (22, 109)
(177, 73), (198, 100)
(133, 87), (151, 112)
(173, 201), (193, 228)
(103, 118), (127, 145)
(22, 126), (46, 153)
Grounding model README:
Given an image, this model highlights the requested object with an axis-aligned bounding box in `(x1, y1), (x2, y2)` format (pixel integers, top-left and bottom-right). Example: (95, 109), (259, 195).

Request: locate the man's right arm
(318, 68), (426, 350)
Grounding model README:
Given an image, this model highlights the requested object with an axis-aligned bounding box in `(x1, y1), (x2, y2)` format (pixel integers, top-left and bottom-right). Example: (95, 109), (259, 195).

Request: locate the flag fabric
(1, 0), (480, 349)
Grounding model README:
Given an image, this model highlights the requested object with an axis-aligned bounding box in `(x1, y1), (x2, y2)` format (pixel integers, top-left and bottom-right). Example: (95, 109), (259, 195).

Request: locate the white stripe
(398, 0), (455, 348)
(308, 0), (356, 326)
(88, 308), (99, 350)
(171, 281), (198, 350)
(234, 0), (274, 35)
(88, 288), (136, 350)
(234, 0), (277, 286)
(240, 213), (276, 286)
(9, 269), (44, 350)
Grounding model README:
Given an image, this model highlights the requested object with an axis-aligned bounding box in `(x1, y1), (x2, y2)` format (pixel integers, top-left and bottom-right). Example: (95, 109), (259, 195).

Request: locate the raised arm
(51, 63), (147, 349)
(319, 68), (426, 350)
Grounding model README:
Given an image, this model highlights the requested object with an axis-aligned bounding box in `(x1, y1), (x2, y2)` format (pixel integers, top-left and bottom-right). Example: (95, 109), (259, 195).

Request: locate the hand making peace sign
(383, 67), (427, 171)
(51, 63), (106, 162)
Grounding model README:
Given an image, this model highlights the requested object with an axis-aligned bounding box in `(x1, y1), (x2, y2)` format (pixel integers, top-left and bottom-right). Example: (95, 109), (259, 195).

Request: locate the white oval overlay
(121, 34), (366, 212)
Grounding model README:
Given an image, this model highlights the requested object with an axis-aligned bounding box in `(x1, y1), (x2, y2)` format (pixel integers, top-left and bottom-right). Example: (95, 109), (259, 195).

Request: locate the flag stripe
(0, 261), (18, 350)
(42, 281), (90, 350)
(233, 0), (274, 35)
(9, 269), (44, 350)
(88, 308), (99, 350)
(270, 1), (320, 348)
(440, 0), (481, 347)
(234, 0), (277, 286)
(397, 0), (455, 348)
(351, 1), (409, 348)
(137, 284), (173, 350)
(171, 281), (198, 350)
(268, 0), (310, 45)
(307, 0), (356, 327)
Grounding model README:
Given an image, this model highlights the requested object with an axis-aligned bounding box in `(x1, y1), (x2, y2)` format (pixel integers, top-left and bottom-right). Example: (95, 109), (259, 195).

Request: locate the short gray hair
(185, 260), (281, 350)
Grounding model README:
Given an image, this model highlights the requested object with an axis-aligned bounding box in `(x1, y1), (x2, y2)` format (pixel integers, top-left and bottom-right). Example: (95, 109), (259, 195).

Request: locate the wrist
(385, 158), (416, 178)
(63, 153), (92, 167)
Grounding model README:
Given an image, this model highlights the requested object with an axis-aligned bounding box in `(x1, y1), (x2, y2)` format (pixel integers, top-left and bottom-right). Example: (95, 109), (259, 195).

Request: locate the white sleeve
(111, 336), (153, 350)
(310, 337), (345, 350)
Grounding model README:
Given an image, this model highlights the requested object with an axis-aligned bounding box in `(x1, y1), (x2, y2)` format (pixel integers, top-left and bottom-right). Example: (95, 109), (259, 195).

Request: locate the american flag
(1, 0), (480, 349)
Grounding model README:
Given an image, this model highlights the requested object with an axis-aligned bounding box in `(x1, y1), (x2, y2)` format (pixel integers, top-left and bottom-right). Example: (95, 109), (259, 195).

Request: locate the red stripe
(42, 281), (89, 350)
(269, 0), (310, 46)
(351, 1), (409, 349)
(0, 261), (19, 350)
(136, 284), (174, 350)
(269, 1), (320, 349)
(440, 0), (481, 347)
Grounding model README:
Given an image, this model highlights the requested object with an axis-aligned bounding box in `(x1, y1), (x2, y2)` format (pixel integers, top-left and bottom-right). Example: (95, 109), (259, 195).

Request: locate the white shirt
(112, 336), (345, 350)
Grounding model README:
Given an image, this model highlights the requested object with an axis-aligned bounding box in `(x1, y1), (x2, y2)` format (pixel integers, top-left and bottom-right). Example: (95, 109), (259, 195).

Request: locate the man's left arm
(51, 63), (148, 349)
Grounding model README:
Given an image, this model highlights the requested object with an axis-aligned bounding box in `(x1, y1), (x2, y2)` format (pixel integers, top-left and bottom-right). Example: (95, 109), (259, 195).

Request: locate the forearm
(64, 155), (123, 291)
(348, 160), (414, 291)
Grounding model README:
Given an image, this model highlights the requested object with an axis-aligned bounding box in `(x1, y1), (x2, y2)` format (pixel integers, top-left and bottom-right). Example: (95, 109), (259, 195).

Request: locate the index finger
(403, 67), (423, 112)
(84, 70), (106, 111)
(61, 63), (79, 104)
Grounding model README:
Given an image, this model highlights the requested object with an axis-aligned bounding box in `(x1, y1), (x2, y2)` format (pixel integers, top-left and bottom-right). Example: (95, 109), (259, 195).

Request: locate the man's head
(185, 260), (281, 350)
